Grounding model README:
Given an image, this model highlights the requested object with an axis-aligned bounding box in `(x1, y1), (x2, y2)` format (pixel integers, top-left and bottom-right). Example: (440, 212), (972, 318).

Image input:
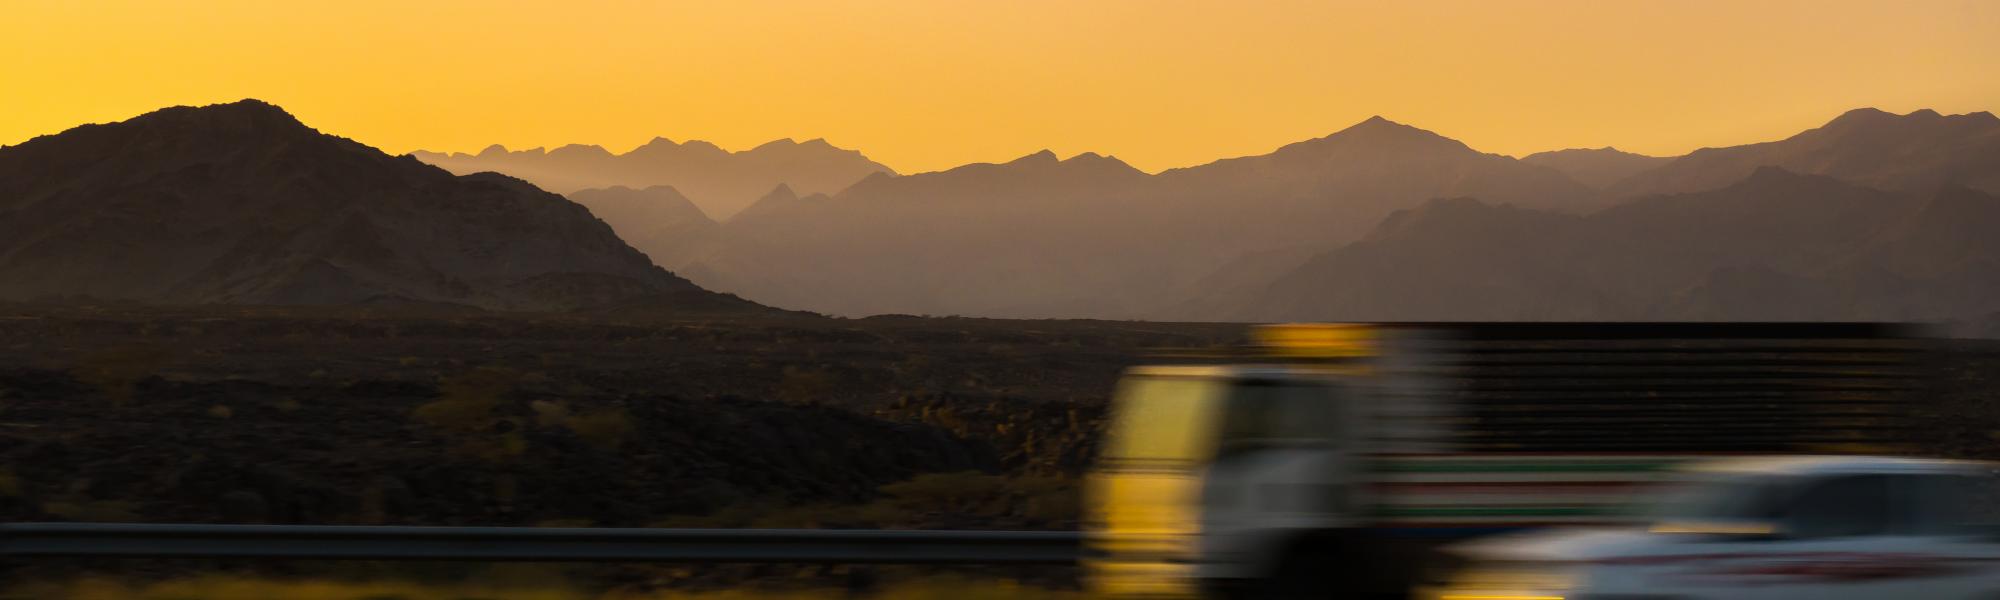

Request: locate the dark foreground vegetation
(4, 304), (2000, 596)
(0, 304), (1242, 595)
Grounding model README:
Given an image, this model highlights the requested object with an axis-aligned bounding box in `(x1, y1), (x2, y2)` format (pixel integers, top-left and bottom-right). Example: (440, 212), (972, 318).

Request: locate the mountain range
(597, 108), (1997, 324)
(5, 101), (1997, 329)
(623, 116), (1611, 318)
(412, 137), (893, 220)
(0, 100), (758, 312)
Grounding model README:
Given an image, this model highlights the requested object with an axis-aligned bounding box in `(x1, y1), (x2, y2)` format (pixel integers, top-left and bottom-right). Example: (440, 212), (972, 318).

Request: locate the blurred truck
(1083, 322), (1932, 599)
(1424, 455), (2000, 600)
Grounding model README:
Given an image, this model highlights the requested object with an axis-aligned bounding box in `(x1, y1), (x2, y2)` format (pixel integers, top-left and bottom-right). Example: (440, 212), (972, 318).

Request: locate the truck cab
(1086, 365), (1368, 597)
(1430, 456), (2000, 600)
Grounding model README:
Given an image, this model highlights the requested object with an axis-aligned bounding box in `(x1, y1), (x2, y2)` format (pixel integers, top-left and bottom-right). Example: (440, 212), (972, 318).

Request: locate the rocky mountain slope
(0, 100), (756, 312)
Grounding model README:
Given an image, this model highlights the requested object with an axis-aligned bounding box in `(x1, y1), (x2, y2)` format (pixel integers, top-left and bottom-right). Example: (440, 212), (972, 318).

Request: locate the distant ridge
(1610, 107), (2000, 196)
(1203, 167), (2000, 324)
(648, 115), (1602, 317)
(1521, 147), (1671, 189)
(413, 135), (894, 219)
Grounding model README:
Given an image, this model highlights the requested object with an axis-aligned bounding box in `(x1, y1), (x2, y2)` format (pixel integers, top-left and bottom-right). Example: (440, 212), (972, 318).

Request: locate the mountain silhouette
(1521, 147), (1671, 188)
(17, 102), (1992, 323)
(0, 100), (758, 312)
(1158, 115), (1597, 219)
(413, 135), (893, 219)
(1207, 167), (2000, 324)
(1610, 108), (2000, 196)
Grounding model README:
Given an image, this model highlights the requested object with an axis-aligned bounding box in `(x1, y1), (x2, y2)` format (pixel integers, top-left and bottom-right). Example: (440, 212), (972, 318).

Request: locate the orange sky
(3, 0), (1997, 173)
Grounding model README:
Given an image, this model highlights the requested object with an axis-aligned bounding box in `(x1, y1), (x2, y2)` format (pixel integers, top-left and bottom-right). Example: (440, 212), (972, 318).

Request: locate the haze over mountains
(1609, 108), (2000, 197)
(612, 116), (1610, 318)
(4, 101), (1997, 329)
(540, 107), (1992, 327)
(1521, 147), (1671, 188)
(1222, 169), (2000, 323)
(0, 100), (757, 312)
(412, 137), (894, 219)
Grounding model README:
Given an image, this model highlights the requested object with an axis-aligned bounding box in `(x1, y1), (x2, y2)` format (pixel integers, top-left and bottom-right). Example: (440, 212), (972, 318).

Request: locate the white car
(1425, 456), (2000, 600)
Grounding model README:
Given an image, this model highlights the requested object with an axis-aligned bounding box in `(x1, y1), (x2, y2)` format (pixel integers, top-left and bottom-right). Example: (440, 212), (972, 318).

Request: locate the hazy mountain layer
(648, 108), (1999, 321)
(0, 100), (757, 312)
(1611, 108), (2000, 196)
(1216, 168), (2000, 324)
(1521, 147), (1672, 188)
(413, 137), (894, 219)
(662, 117), (1601, 317)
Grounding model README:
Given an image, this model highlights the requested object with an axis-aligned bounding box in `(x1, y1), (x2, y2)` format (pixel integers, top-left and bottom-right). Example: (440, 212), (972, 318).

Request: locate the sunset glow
(4, 0), (1996, 173)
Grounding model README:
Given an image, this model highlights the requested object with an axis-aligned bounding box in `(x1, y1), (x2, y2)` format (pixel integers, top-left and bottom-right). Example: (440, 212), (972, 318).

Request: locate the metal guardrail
(0, 523), (1084, 564)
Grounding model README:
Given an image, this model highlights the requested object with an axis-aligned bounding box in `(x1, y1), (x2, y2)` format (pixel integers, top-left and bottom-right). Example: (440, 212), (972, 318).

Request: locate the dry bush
(564, 407), (636, 449)
(532, 399), (573, 427)
(777, 366), (836, 404)
(412, 367), (520, 431)
(531, 400), (636, 449)
(70, 344), (170, 405)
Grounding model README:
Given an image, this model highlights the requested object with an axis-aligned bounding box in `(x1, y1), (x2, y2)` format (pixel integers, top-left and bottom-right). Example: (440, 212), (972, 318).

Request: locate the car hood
(1449, 527), (1667, 563)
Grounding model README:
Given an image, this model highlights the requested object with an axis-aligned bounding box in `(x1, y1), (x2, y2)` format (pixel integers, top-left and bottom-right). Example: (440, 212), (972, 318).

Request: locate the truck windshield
(1100, 376), (1223, 463)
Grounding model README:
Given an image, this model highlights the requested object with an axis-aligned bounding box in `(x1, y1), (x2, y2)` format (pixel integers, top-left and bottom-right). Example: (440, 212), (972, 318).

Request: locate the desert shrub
(564, 407), (636, 449)
(531, 399), (573, 427)
(531, 400), (636, 448)
(411, 367), (519, 431)
(777, 366), (835, 403)
(70, 344), (169, 404)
